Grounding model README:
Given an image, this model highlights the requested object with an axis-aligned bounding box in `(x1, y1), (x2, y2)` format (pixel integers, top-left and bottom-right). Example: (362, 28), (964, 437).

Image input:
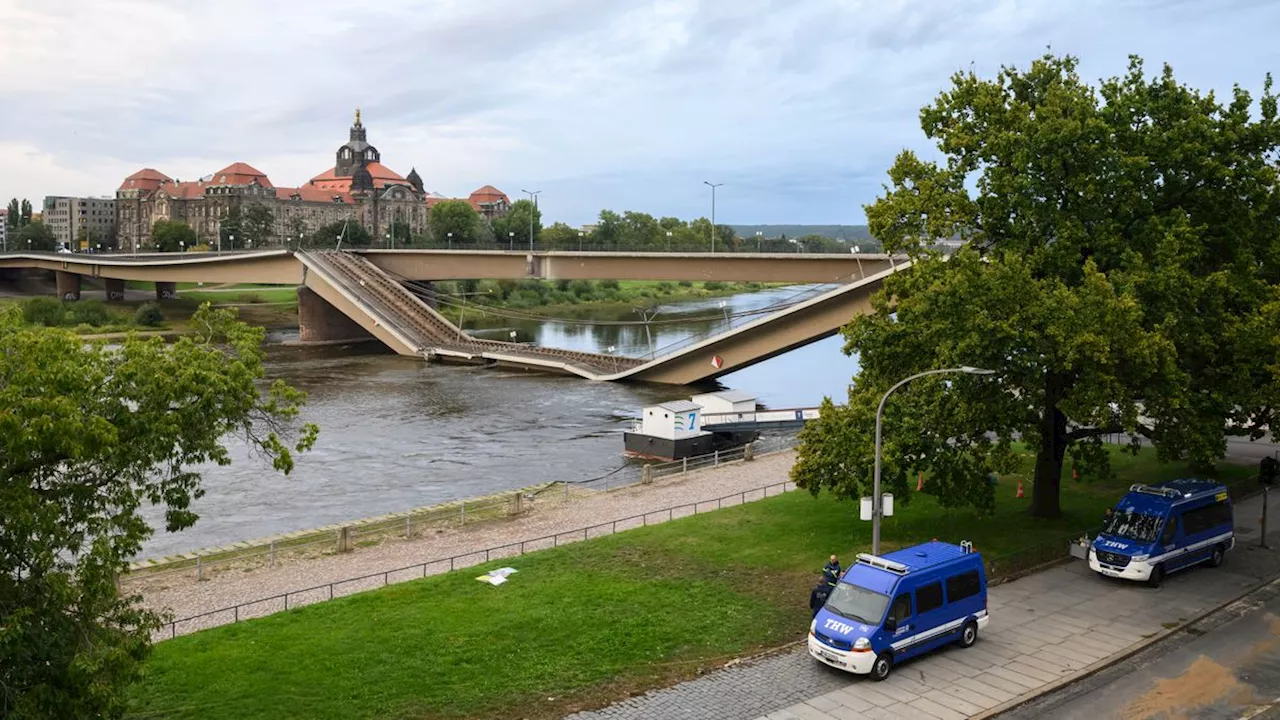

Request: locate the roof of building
(470, 185), (509, 204)
(154, 181), (206, 199)
(651, 400), (703, 413)
(694, 390), (756, 404)
(210, 162), (273, 187)
(275, 186), (353, 204)
(118, 168), (173, 191)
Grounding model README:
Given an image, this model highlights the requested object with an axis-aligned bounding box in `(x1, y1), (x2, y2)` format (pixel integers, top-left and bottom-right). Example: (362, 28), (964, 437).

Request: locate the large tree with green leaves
(0, 303), (317, 718)
(150, 219), (196, 253)
(428, 199), (480, 245)
(15, 221), (56, 251)
(501, 198), (542, 249)
(792, 54), (1280, 519)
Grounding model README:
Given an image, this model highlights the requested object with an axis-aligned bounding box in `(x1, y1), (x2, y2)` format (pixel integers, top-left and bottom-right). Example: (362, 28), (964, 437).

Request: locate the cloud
(0, 0), (1276, 225)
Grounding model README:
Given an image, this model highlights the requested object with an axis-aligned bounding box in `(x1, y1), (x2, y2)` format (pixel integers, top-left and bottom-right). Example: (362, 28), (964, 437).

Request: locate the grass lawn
(128, 448), (1254, 720)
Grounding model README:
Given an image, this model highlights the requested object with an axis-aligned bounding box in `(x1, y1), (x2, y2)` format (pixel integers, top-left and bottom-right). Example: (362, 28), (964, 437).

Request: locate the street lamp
(703, 181), (723, 252)
(521, 189), (541, 251)
(578, 231), (584, 252)
(666, 230), (673, 251)
(508, 230), (515, 251)
(447, 231), (453, 250)
(179, 241), (185, 253)
(755, 230), (763, 251)
(871, 366), (997, 555)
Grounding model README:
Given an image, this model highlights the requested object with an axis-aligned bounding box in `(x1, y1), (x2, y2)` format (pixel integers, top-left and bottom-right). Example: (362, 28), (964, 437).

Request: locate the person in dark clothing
(809, 575), (831, 617)
(823, 555), (842, 588)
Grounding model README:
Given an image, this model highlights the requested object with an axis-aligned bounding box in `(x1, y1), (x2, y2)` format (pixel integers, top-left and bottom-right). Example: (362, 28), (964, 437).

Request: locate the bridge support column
(298, 287), (373, 344)
(55, 271), (81, 301)
(155, 281), (177, 301)
(105, 278), (126, 302)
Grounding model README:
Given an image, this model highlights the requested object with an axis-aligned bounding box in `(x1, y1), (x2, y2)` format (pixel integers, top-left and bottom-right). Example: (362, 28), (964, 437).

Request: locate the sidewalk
(567, 489), (1280, 720)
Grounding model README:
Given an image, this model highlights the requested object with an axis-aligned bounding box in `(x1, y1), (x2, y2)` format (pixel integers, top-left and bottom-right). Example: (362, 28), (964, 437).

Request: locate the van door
(1157, 514), (1187, 570)
(885, 592), (916, 660)
(900, 580), (949, 659)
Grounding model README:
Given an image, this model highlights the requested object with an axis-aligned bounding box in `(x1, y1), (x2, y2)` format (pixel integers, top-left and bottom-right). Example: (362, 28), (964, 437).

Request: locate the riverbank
(128, 446), (1257, 720)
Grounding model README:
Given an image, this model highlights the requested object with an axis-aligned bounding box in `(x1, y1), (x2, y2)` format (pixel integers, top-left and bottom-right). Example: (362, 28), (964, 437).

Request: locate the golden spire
(355, 107), (361, 125)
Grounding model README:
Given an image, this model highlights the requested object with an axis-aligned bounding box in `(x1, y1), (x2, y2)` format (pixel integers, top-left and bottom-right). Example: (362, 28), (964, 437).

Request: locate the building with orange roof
(114, 110), (510, 251)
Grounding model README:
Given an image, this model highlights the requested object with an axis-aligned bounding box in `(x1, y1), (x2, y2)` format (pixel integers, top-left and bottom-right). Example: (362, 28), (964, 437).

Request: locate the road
(1001, 577), (1280, 720)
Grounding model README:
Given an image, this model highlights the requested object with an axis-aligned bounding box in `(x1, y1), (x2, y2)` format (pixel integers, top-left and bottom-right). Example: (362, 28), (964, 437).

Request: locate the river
(139, 285), (860, 557)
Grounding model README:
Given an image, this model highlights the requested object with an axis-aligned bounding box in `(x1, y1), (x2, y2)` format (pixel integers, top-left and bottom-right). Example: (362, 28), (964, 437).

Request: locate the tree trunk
(1030, 377), (1068, 519)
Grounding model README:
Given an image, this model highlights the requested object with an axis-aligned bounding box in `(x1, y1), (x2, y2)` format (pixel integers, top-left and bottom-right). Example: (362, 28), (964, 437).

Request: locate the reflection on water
(140, 287), (860, 557)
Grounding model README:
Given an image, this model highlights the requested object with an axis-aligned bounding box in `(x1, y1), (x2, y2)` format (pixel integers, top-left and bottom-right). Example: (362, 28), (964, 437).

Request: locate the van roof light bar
(856, 553), (910, 574)
(1129, 483), (1181, 499)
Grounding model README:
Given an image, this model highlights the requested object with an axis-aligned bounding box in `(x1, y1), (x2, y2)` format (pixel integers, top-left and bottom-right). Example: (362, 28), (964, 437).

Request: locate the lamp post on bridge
(521, 189), (541, 252)
(703, 181), (723, 252)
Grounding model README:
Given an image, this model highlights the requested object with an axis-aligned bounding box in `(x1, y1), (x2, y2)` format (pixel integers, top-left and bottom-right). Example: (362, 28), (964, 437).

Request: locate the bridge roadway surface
(2, 248), (904, 385)
(564, 489), (1280, 720)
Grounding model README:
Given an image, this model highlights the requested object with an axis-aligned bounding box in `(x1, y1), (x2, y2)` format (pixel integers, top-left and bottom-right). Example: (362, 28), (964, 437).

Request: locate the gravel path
(136, 450), (798, 637)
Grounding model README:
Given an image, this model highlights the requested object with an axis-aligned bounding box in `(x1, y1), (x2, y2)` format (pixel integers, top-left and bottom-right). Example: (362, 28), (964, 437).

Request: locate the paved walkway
(567, 490), (1280, 720)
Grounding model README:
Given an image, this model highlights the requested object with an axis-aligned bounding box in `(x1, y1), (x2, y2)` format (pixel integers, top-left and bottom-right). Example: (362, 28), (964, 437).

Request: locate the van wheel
(1209, 545), (1225, 568)
(870, 653), (893, 681)
(959, 621), (978, 648)
(1147, 564), (1164, 588)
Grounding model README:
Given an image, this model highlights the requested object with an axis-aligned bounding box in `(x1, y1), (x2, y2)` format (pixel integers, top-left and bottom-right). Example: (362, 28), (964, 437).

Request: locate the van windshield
(1102, 509), (1164, 543)
(824, 582), (891, 625)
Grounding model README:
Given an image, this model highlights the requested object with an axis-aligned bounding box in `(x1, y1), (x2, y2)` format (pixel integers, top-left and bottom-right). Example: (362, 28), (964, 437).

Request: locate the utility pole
(703, 181), (723, 252)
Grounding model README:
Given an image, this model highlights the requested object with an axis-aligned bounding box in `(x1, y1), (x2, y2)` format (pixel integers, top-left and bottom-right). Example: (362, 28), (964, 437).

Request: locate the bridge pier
(55, 271), (81, 301)
(155, 281), (177, 300)
(105, 278), (126, 302)
(298, 286), (373, 344)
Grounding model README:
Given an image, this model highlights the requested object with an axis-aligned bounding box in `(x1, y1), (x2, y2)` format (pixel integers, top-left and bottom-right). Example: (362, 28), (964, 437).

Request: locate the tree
(150, 219), (196, 252)
(5, 198), (17, 229)
(503, 198), (542, 249)
(16, 221), (56, 251)
(792, 54), (1280, 519)
(590, 209), (623, 248)
(20, 199), (32, 227)
(540, 222), (581, 250)
(0, 303), (317, 719)
(303, 219), (371, 249)
(428, 200), (480, 245)
(241, 204), (275, 248)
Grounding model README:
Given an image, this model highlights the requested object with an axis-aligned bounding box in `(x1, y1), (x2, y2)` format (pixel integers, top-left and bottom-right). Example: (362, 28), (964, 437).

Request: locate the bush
(236, 293), (266, 304)
(656, 282), (675, 292)
(569, 280), (594, 299)
(704, 281), (727, 291)
(66, 301), (113, 327)
(22, 297), (66, 327)
(678, 280), (693, 288)
(598, 279), (620, 290)
(134, 302), (165, 327)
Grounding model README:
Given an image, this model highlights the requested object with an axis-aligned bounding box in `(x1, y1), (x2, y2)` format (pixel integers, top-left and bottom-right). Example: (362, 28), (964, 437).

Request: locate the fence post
(338, 526), (353, 553)
(642, 464), (653, 484)
(563, 481), (569, 503)
(714, 450), (719, 466)
(269, 541), (276, 568)
(196, 556), (204, 581)
(744, 443), (754, 461)
(405, 515), (412, 538)
(460, 502), (466, 526)
(683, 457), (688, 474)
(512, 491), (523, 516)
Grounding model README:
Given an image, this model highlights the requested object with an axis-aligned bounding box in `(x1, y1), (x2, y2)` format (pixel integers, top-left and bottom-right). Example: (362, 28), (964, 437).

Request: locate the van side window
(1160, 517), (1177, 546)
(916, 582), (944, 613)
(945, 570), (981, 603)
(1181, 501), (1232, 535)
(889, 594), (912, 624)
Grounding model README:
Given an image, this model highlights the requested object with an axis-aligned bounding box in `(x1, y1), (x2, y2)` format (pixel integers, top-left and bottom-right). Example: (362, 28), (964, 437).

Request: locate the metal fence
(157, 476), (800, 640)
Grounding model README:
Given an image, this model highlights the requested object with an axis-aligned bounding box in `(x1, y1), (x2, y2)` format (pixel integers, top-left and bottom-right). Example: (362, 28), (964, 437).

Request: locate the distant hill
(730, 225), (873, 242)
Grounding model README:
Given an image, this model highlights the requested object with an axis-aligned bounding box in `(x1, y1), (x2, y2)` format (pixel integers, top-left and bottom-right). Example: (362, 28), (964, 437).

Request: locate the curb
(974, 569), (1280, 720)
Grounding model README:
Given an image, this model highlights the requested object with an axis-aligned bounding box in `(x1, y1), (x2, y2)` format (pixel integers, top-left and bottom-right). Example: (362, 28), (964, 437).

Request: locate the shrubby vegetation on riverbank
(430, 278), (770, 315)
(3, 297), (167, 333)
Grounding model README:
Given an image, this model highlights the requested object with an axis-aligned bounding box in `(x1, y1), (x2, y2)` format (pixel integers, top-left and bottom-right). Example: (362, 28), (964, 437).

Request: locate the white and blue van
(1090, 479), (1234, 587)
(808, 540), (989, 681)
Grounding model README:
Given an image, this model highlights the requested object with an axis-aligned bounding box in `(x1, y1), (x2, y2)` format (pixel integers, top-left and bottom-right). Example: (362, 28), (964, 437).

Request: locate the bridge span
(0, 248), (907, 385)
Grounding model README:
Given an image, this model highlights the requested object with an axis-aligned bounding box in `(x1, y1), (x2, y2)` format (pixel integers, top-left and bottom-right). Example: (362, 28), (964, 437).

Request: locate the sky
(1, 0), (1277, 227)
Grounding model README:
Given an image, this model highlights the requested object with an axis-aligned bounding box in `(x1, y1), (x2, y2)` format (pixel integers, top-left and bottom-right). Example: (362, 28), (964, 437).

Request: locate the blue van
(808, 541), (989, 681)
(1090, 479), (1234, 587)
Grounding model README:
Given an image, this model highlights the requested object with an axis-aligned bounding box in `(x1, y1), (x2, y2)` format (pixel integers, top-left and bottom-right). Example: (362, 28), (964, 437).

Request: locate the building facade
(116, 111), (510, 252)
(0, 209), (7, 251)
(43, 196), (117, 249)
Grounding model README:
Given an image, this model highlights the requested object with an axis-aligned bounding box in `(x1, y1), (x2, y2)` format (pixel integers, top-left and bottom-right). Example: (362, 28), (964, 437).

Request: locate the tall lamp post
(703, 181), (723, 252)
(872, 366), (996, 555)
(521, 189), (541, 251)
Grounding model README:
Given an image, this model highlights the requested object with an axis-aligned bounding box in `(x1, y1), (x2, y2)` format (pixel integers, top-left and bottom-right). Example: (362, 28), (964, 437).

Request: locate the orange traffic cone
(1015, 479), (1025, 499)
(916, 472), (925, 491)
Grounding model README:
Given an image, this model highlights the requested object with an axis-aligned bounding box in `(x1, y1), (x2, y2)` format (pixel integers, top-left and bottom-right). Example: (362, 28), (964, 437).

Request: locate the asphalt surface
(1001, 577), (1280, 720)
